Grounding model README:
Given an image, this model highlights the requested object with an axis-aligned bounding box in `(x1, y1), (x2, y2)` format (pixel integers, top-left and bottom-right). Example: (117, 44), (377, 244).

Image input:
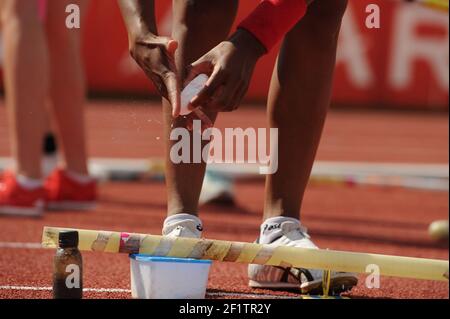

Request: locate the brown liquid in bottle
(53, 231), (83, 299)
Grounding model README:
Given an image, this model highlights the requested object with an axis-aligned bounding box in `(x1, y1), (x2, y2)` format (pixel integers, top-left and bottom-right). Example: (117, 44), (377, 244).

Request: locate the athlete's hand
(130, 34), (180, 117)
(186, 29), (266, 113)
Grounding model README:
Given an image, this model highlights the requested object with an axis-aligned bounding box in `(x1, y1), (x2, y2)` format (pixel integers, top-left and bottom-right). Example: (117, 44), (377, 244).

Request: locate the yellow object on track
(42, 226), (449, 282)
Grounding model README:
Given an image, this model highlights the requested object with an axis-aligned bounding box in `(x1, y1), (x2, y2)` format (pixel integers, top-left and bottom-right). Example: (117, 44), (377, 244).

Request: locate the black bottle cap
(58, 231), (79, 248)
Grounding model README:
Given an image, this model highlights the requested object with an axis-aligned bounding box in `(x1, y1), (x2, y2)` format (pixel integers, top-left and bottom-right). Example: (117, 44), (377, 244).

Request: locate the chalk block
(180, 74), (209, 116)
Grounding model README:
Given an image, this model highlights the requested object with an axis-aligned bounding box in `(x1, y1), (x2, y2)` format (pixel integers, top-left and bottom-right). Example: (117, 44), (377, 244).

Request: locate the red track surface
(0, 101), (448, 299)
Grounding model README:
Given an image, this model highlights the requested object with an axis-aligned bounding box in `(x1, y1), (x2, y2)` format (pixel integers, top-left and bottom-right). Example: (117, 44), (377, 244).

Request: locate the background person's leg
(0, 0), (48, 179)
(164, 0), (238, 217)
(264, 0), (348, 220)
(45, 0), (89, 175)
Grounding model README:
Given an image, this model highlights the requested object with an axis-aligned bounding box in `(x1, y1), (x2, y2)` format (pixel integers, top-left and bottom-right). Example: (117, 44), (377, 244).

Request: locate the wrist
(128, 30), (159, 54)
(118, 0), (158, 49)
(129, 27), (155, 45)
(229, 28), (267, 59)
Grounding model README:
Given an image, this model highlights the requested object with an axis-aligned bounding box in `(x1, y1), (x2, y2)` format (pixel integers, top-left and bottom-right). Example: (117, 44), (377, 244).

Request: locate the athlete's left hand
(185, 29), (266, 113)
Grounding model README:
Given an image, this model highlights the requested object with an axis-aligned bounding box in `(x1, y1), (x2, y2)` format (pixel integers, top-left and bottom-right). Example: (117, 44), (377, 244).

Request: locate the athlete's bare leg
(165, 0), (238, 216)
(264, 0), (348, 220)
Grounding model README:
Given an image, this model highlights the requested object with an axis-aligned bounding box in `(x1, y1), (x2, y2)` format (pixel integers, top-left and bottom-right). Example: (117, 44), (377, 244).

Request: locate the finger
(185, 112), (200, 131)
(200, 85), (224, 112)
(234, 83), (249, 110)
(211, 79), (243, 112)
(201, 122), (211, 132)
(193, 108), (213, 128)
(166, 40), (178, 57)
(161, 71), (181, 117)
(187, 85), (223, 113)
(222, 82), (248, 113)
(184, 58), (212, 86)
(186, 119), (193, 131)
(186, 108), (214, 127)
(190, 67), (226, 108)
(184, 108), (214, 131)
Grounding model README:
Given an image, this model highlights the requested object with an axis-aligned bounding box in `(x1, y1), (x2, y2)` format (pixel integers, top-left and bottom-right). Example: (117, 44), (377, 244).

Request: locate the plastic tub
(130, 254), (212, 299)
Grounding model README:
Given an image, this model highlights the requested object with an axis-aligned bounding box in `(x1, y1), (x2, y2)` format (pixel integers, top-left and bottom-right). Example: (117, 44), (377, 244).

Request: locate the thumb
(137, 36), (178, 57)
(165, 39), (178, 57)
(184, 57), (212, 87)
(162, 70), (181, 117)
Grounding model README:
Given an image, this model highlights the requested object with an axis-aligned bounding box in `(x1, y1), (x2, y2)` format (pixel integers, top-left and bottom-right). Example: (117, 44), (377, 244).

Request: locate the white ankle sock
(162, 213), (203, 236)
(259, 216), (301, 244)
(66, 170), (93, 184)
(17, 174), (43, 190)
(163, 213), (203, 228)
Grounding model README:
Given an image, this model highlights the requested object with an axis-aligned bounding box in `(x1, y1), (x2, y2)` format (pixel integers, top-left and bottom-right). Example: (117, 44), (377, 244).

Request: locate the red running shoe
(0, 171), (45, 217)
(45, 169), (97, 211)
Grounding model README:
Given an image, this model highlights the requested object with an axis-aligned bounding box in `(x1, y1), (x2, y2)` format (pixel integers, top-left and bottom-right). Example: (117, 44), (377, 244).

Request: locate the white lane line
(0, 286), (52, 291)
(0, 242), (43, 249)
(85, 287), (130, 293)
(0, 285), (128, 293)
(2, 157), (448, 191)
(0, 244), (308, 299)
(1, 157), (448, 178)
(0, 285), (299, 299)
(206, 292), (299, 299)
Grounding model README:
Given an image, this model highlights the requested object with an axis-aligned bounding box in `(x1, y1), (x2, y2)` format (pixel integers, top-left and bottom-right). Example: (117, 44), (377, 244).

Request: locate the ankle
(163, 213), (202, 226)
(263, 207), (300, 221)
(259, 216), (300, 244)
(167, 204), (199, 217)
(162, 213), (203, 237)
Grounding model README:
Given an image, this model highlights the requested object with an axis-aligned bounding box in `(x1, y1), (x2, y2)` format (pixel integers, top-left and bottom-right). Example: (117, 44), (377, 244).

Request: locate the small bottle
(53, 231), (83, 299)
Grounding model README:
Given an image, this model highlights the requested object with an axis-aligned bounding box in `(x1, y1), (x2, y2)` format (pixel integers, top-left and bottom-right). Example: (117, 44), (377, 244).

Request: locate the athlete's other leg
(264, 0), (348, 221)
(249, 0), (356, 293)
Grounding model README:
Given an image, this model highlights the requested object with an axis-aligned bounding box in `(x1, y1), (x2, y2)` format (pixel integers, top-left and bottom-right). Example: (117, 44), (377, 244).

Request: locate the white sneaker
(248, 217), (358, 295)
(162, 213), (203, 238)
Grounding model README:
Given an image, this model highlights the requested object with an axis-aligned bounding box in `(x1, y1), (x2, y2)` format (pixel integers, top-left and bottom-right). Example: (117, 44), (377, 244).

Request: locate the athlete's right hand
(129, 34), (180, 117)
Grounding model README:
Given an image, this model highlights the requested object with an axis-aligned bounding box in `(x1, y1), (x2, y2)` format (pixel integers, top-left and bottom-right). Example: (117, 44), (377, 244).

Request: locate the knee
(287, 0), (347, 48)
(180, 0), (238, 26)
(312, 0), (348, 19)
(308, 0), (348, 35)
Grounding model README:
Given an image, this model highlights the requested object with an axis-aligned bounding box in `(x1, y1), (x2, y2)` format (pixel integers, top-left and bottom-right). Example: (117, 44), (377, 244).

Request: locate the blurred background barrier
(0, 0), (448, 110)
